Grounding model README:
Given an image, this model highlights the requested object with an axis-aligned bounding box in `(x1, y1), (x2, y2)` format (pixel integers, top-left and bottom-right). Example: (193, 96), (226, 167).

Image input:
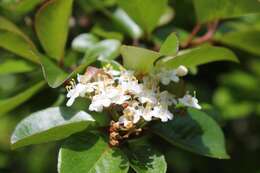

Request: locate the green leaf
(35, 0), (73, 60)
(0, 16), (39, 63)
(121, 45), (162, 74)
(157, 6), (175, 27)
(214, 30), (260, 56)
(82, 39), (121, 66)
(156, 45), (239, 69)
(11, 107), (95, 149)
(58, 133), (129, 173)
(159, 33), (179, 56)
(91, 25), (124, 41)
(126, 142), (167, 173)
(118, 0), (168, 34)
(0, 59), (35, 75)
(110, 8), (143, 39)
(0, 81), (45, 116)
(193, 0), (260, 23)
(0, 0), (42, 15)
(72, 33), (99, 53)
(40, 55), (68, 88)
(151, 108), (229, 159)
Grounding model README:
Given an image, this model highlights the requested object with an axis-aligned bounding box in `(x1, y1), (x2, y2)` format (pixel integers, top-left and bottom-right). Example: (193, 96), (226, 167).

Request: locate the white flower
(178, 94), (201, 109)
(151, 106), (173, 122)
(158, 69), (179, 85)
(66, 83), (89, 107)
(106, 69), (121, 76)
(118, 116), (132, 127)
(157, 65), (188, 85)
(138, 89), (157, 104)
(106, 86), (130, 105)
(121, 80), (143, 95)
(158, 91), (177, 106)
(89, 93), (112, 112)
(176, 65), (188, 77)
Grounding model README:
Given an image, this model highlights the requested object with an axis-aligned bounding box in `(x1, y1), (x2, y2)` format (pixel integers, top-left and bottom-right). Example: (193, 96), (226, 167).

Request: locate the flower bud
(176, 65), (188, 77)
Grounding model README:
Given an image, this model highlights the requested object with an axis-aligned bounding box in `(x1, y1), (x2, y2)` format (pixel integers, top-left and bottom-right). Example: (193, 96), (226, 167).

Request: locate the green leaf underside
(193, 0), (260, 23)
(127, 143), (167, 173)
(159, 32), (179, 56)
(35, 0), (73, 60)
(58, 133), (129, 173)
(214, 30), (260, 56)
(0, 16), (39, 63)
(82, 39), (121, 66)
(111, 8), (143, 39)
(11, 107), (95, 149)
(0, 81), (45, 116)
(151, 108), (229, 159)
(118, 0), (168, 34)
(157, 45), (239, 69)
(121, 45), (162, 74)
(0, 59), (35, 75)
(72, 33), (100, 53)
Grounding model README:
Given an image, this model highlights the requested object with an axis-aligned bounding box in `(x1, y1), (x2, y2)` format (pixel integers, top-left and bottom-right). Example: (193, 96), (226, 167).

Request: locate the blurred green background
(1, 0), (260, 173)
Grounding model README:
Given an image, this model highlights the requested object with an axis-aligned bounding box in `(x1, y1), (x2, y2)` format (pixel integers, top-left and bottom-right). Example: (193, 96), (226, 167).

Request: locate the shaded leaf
(58, 132), (129, 173)
(193, 0), (260, 23)
(126, 142), (167, 173)
(0, 81), (45, 116)
(91, 25), (124, 41)
(151, 108), (229, 159)
(121, 45), (161, 74)
(156, 45), (239, 69)
(0, 59), (35, 75)
(0, 0), (42, 15)
(0, 16), (39, 63)
(35, 0), (73, 60)
(11, 107), (95, 149)
(214, 30), (260, 56)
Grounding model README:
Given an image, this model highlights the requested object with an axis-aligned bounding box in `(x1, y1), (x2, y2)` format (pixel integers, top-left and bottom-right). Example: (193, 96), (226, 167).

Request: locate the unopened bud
(176, 65), (188, 77)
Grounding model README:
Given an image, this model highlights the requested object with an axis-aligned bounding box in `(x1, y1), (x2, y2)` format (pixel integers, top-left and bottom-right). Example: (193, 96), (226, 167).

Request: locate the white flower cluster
(66, 65), (201, 127)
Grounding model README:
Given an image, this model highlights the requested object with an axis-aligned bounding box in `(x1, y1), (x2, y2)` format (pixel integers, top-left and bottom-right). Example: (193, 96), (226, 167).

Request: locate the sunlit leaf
(156, 45), (239, 69)
(82, 39), (121, 66)
(118, 0), (168, 34)
(58, 132), (129, 173)
(11, 107), (95, 149)
(121, 45), (162, 74)
(35, 0), (73, 60)
(71, 33), (99, 53)
(159, 32), (179, 56)
(0, 16), (39, 63)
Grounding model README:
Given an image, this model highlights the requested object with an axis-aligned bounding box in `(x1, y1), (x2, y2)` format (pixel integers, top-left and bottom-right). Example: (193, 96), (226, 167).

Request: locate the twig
(181, 23), (201, 48)
(191, 20), (219, 46)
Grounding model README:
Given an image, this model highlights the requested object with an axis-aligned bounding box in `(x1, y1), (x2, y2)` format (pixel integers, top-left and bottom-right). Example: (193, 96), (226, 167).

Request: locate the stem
(181, 20), (219, 48)
(181, 23), (201, 48)
(191, 20), (219, 46)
